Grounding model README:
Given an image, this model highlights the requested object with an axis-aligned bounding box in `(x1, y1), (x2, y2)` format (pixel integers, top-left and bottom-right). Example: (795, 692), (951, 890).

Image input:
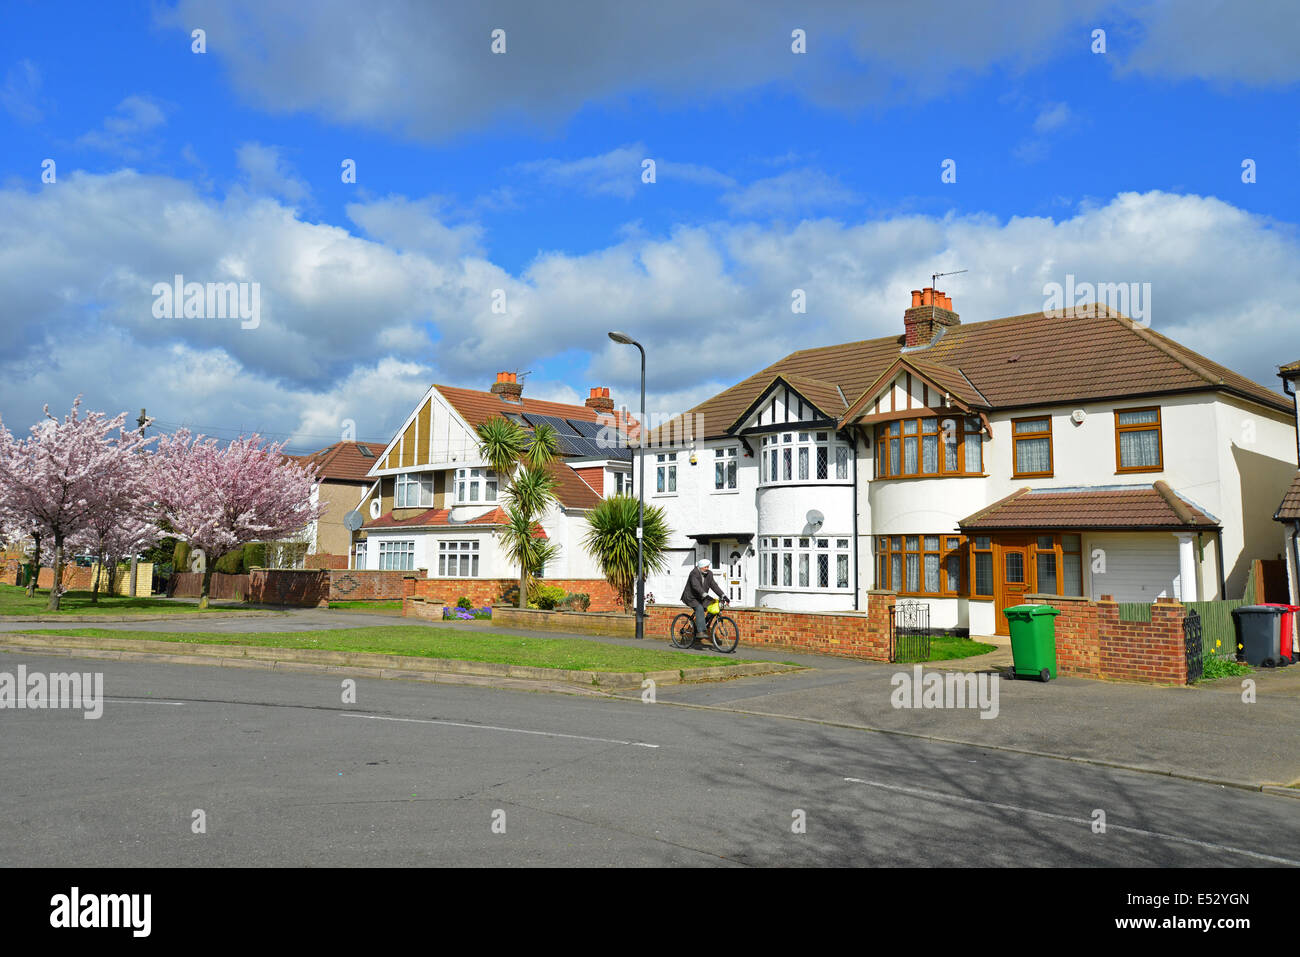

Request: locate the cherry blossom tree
(0, 398), (154, 610)
(149, 430), (324, 608)
(0, 427), (44, 594)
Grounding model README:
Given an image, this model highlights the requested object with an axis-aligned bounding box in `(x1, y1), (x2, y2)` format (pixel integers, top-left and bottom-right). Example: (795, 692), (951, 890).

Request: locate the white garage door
(1087, 533), (1182, 601)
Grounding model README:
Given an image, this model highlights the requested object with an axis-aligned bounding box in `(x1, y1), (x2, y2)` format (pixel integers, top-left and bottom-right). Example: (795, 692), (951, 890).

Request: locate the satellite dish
(807, 509), (824, 528)
(344, 510), (364, 532)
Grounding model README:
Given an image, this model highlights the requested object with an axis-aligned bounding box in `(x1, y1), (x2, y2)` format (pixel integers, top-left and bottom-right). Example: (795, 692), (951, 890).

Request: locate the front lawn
(891, 634), (997, 663)
(21, 625), (770, 673)
(328, 600), (404, 614)
(0, 584), (252, 616)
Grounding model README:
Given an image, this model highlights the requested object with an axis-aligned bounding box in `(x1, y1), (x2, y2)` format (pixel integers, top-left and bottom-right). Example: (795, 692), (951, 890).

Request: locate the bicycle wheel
(669, 614), (696, 649)
(711, 616), (740, 653)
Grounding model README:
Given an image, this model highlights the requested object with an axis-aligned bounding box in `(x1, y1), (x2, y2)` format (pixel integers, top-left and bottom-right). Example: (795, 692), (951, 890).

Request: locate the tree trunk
(518, 566), (527, 610)
(46, 535), (64, 611)
(25, 533), (41, 597)
(199, 563), (213, 610)
(90, 555), (102, 603)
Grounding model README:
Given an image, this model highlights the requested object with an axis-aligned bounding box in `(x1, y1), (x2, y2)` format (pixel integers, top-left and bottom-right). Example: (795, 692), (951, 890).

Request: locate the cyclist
(680, 558), (729, 640)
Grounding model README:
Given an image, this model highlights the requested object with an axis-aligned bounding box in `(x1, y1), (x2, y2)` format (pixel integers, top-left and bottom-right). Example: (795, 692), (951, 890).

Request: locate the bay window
(875, 416), (983, 478)
(759, 536), (852, 591)
(759, 431), (852, 485)
(876, 534), (965, 597)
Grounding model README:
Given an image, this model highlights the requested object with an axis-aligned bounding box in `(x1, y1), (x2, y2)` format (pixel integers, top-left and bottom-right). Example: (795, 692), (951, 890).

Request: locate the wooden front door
(995, 536), (1031, 636)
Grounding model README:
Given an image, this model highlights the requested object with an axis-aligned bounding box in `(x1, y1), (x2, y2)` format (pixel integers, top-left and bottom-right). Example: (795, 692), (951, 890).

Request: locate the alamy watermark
(0, 665), (103, 719)
(152, 274), (260, 329)
(1043, 274), (1150, 326)
(890, 665), (1000, 719)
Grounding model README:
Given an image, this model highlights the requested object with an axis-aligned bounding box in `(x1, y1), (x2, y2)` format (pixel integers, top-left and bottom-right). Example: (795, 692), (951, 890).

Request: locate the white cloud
(76, 95), (167, 158)
(0, 166), (1293, 448)
(0, 59), (45, 123)
(722, 168), (859, 217)
(157, 1), (1298, 140)
(1033, 101), (1072, 133)
(235, 142), (311, 204)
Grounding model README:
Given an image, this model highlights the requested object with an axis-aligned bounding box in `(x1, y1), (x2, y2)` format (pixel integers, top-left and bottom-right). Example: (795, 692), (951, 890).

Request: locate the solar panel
(522, 413), (581, 435)
(565, 418), (602, 438)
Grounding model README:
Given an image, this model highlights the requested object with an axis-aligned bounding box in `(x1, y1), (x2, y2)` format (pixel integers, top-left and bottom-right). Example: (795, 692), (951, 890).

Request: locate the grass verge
(18, 625), (770, 673)
(0, 584), (252, 616)
(894, 635), (998, 663)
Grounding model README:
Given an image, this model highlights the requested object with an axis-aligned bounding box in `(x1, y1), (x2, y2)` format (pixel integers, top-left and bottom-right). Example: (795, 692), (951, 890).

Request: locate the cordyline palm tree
(582, 495), (672, 613)
(476, 418), (562, 609)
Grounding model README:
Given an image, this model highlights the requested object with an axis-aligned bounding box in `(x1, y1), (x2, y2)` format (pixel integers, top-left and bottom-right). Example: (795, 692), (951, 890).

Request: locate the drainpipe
(851, 428), (860, 611)
(1215, 527), (1227, 601)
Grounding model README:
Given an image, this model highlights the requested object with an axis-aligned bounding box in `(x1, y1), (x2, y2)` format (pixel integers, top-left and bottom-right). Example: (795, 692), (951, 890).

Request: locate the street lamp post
(608, 331), (646, 640)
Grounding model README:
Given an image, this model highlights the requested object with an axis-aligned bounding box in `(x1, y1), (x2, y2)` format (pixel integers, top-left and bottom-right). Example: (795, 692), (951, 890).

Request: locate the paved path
(1, 652), (1296, 867)
(4, 607), (1296, 788)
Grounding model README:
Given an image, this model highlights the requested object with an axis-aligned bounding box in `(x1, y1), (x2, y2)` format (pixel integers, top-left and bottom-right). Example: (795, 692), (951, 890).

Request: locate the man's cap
(697, 559), (711, 568)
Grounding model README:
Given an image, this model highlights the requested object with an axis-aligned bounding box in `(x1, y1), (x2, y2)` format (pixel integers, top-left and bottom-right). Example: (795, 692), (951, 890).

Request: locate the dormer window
(875, 415), (982, 478)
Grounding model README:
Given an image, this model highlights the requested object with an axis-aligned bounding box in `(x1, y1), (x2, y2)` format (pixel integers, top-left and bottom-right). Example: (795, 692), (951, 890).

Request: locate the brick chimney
(904, 287), (961, 347)
(585, 387), (615, 414)
(490, 371), (523, 401)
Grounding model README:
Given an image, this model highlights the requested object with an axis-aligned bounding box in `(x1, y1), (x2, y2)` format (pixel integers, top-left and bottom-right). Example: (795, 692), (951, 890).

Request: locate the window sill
(755, 586), (852, 595)
(757, 480), (853, 489)
(1115, 467), (1163, 475)
(871, 473), (986, 481)
(1012, 472), (1054, 480)
(710, 488), (740, 495)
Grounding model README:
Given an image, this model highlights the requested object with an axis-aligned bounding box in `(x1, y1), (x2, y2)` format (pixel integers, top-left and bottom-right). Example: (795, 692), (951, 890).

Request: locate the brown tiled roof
(959, 482), (1219, 531)
(292, 442), (387, 482)
(655, 306), (1291, 442)
(547, 460), (603, 509)
(436, 384), (639, 437)
(1280, 360), (1300, 377)
(725, 373), (846, 432)
(1276, 472), (1300, 521)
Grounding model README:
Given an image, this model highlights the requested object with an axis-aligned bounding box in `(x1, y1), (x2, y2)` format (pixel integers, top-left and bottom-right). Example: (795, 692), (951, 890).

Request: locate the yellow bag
(706, 600), (721, 615)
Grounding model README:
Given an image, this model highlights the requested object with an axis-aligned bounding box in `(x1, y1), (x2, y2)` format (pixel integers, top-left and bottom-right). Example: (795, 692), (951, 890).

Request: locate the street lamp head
(608, 331), (637, 346)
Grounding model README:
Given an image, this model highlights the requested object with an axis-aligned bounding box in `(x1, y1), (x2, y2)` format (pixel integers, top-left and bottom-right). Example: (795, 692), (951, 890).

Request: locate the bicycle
(670, 599), (739, 653)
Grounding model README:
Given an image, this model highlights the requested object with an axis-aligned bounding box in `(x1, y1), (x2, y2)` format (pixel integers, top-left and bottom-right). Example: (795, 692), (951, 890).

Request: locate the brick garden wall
(248, 569), (330, 607)
(406, 577), (623, 611)
(642, 590), (897, 660)
(1030, 593), (1188, 685)
(329, 569), (427, 601)
(37, 565), (95, 590)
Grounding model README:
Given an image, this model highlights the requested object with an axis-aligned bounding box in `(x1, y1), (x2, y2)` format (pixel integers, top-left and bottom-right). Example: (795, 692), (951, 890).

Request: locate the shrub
(558, 592), (591, 612)
(242, 542), (267, 569)
(530, 583), (566, 610)
(456, 596), (473, 609)
(213, 548), (244, 575)
(173, 541), (192, 572)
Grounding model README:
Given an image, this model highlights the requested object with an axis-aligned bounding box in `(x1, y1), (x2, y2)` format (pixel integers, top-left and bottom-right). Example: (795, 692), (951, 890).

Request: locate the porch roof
(958, 481), (1219, 531)
(1276, 472), (1300, 521)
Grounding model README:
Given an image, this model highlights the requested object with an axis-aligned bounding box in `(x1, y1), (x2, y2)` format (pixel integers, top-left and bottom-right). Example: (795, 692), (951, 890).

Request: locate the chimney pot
(911, 289), (922, 307)
(491, 371), (524, 401)
(585, 386), (615, 414)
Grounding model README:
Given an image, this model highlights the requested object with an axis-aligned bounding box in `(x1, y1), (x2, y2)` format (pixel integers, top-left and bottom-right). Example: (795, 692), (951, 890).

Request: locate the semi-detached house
(646, 288), (1297, 636)
(1274, 358), (1300, 609)
(349, 373), (635, 586)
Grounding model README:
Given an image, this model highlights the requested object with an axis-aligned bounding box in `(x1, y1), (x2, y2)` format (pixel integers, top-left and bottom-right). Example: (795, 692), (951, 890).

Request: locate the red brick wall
(0, 559), (20, 586)
(1032, 593), (1187, 685)
(37, 565), (94, 590)
(248, 569), (330, 607)
(643, 590), (896, 660)
(329, 569), (426, 601)
(408, 577), (623, 611)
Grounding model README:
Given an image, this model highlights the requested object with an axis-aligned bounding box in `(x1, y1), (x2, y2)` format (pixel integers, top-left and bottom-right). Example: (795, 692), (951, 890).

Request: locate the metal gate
(890, 600), (931, 663)
(1184, 608), (1203, 683)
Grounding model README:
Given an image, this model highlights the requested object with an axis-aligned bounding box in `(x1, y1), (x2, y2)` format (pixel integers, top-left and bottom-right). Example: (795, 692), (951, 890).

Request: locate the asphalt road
(1, 651), (1297, 867)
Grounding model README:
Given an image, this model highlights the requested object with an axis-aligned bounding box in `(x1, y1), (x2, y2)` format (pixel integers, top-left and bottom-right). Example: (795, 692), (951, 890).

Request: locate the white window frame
(453, 468), (498, 505)
(655, 452), (677, 495)
(758, 431), (851, 487)
(757, 536), (852, 591)
(395, 471), (435, 508)
(377, 540), (415, 571)
(354, 541), (367, 571)
(438, 540), (481, 577)
(713, 446), (738, 491)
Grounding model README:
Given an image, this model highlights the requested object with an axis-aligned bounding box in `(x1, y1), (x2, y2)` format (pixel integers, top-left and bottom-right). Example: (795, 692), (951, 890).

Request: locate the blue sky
(0, 0), (1297, 451)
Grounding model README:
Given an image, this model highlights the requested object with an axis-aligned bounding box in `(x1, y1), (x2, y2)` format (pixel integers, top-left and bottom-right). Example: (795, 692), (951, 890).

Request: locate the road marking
(104, 699), (185, 705)
(341, 712), (659, 748)
(844, 777), (1300, 866)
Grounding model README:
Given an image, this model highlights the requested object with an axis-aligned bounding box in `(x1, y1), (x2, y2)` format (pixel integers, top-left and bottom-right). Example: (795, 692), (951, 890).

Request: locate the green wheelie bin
(1003, 604), (1061, 682)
